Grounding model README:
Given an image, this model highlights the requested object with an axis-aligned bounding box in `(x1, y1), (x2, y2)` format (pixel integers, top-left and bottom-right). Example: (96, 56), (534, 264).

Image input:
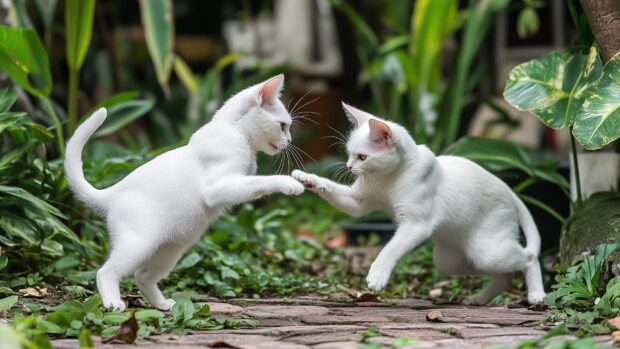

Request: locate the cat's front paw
(366, 263), (391, 292)
(277, 177), (305, 196)
(527, 291), (546, 305)
(291, 170), (328, 192)
(103, 298), (127, 312)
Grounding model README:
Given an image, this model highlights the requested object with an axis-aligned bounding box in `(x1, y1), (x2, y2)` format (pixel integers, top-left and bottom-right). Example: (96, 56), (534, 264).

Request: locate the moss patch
(560, 192), (620, 266)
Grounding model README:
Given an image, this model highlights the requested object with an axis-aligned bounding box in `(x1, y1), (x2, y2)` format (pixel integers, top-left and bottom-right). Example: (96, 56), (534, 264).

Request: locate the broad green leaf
(0, 25), (52, 97)
(34, 0), (58, 30)
(94, 98), (155, 137)
(0, 185), (64, 217)
(135, 309), (164, 324)
(573, 53), (620, 149)
(79, 329), (94, 349)
(8, 0), (33, 28)
(174, 56), (199, 94)
(103, 312), (130, 325)
(503, 49), (602, 129)
(443, 136), (569, 190)
(65, 0), (95, 70)
(84, 91), (139, 119)
(177, 252), (201, 270)
(0, 256), (7, 271)
(139, 0), (174, 94)
(0, 295), (18, 311)
(0, 87), (17, 113)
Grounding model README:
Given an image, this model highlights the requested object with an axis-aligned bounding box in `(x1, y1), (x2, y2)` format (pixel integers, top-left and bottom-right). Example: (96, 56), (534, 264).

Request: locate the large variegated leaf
(573, 53), (620, 149)
(139, 0), (174, 95)
(503, 48), (602, 129)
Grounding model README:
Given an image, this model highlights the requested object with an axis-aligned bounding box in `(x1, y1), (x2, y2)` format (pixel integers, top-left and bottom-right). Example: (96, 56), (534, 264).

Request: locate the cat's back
(436, 155), (511, 194)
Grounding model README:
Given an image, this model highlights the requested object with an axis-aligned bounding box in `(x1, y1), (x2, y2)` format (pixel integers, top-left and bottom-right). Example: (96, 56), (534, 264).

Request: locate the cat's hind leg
(523, 257), (545, 304)
(467, 274), (512, 305)
(134, 243), (186, 310)
(97, 236), (157, 311)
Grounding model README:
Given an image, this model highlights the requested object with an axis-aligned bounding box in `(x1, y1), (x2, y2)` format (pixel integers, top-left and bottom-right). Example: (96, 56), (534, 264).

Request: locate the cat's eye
(280, 122), (286, 131)
(358, 154), (367, 161)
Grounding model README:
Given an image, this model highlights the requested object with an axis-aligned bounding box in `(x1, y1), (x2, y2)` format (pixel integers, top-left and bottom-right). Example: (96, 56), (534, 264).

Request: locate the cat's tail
(64, 108), (108, 211)
(511, 192), (541, 256)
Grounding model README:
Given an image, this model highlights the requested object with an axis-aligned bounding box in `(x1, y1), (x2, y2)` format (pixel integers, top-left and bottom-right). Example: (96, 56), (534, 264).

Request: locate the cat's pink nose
(347, 166), (352, 171)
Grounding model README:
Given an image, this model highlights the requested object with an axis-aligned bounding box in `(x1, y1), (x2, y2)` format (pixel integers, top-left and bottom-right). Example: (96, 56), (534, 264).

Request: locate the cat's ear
(342, 102), (370, 127)
(368, 119), (393, 145)
(258, 74), (285, 106)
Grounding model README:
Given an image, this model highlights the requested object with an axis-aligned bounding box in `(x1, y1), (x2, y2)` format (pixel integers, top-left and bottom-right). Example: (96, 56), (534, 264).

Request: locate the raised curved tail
(64, 108), (108, 211)
(511, 191), (541, 256)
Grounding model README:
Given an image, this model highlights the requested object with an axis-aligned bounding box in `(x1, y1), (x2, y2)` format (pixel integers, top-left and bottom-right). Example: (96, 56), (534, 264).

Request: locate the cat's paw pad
(279, 177), (305, 196)
(291, 170), (326, 192)
(103, 299), (127, 312)
(154, 299), (176, 311)
(527, 291), (545, 305)
(366, 266), (390, 292)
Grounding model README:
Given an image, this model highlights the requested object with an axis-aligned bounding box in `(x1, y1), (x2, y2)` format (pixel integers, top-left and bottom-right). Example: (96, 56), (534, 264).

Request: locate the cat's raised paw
(278, 177), (305, 196)
(154, 298), (176, 311)
(527, 291), (545, 305)
(292, 170), (327, 192)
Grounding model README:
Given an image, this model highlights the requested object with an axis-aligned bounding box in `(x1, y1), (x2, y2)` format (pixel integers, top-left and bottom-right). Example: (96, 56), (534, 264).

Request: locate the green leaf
(178, 252), (201, 270)
(139, 0), (174, 94)
(103, 312), (131, 325)
(443, 137), (569, 191)
(79, 329), (94, 349)
(65, 0), (95, 70)
(0, 295), (18, 311)
(94, 98), (155, 137)
(34, 0), (58, 30)
(84, 91), (140, 119)
(573, 52), (620, 149)
(0, 87), (17, 113)
(0, 185), (65, 218)
(8, 0), (33, 28)
(135, 309), (164, 324)
(503, 49), (602, 129)
(174, 56), (199, 94)
(0, 25), (52, 97)
(327, 0), (378, 47)
(0, 256), (7, 271)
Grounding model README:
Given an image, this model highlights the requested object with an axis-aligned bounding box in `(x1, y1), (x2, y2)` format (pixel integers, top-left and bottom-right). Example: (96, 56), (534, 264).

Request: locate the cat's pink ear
(342, 102), (370, 127)
(259, 74), (284, 106)
(368, 119), (393, 145)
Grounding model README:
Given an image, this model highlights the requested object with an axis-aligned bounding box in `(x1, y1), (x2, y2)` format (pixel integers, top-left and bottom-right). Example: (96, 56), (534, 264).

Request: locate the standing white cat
(65, 75), (304, 311)
(293, 103), (545, 304)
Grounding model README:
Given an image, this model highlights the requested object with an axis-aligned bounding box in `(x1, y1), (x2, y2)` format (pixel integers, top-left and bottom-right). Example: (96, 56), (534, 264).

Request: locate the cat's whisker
(289, 88), (315, 115)
(290, 144), (317, 164)
(288, 146), (307, 171)
(291, 96), (320, 117)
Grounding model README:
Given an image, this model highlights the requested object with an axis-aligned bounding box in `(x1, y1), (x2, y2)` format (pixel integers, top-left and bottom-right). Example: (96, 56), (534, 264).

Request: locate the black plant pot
(342, 220), (396, 246)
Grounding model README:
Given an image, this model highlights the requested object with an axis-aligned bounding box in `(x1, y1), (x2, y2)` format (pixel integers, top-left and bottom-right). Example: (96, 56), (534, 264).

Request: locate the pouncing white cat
(64, 75), (304, 311)
(292, 103), (545, 305)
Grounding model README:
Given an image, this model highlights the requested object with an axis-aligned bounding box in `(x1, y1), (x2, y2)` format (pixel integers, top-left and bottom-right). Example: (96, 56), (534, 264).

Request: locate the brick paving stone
(244, 305), (330, 319)
(202, 302), (244, 315)
(50, 298), (557, 349)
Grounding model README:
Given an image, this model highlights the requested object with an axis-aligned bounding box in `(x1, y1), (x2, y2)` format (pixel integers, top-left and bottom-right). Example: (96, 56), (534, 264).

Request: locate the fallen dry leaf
(19, 287), (46, 297)
(326, 234), (347, 249)
(609, 317), (620, 330)
(354, 292), (380, 303)
(123, 295), (146, 308)
(612, 330), (620, 342)
(103, 312), (138, 344)
(528, 303), (548, 312)
(207, 339), (244, 348)
(428, 288), (442, 298)
(426, 310), (444, 322)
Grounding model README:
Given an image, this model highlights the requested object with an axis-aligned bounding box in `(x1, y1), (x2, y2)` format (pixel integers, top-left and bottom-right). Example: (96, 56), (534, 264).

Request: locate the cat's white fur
(293, 103), (545, 305)
(64, 75), (304, 311)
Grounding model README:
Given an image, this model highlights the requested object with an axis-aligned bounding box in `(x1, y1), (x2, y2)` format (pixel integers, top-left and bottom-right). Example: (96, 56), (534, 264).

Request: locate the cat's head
(232, 74), (292, 155)
(342, 103), (402, 176)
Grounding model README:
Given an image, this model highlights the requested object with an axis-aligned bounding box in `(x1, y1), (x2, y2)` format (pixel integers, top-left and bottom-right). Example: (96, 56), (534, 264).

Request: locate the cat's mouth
(269, 142), (279, 152)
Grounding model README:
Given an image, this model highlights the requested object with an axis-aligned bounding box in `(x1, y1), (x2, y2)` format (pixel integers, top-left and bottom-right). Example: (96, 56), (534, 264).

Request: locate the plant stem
(570, 130), (583, 207)
(42, 98), (65, 155)
(67, 68), (79, 135)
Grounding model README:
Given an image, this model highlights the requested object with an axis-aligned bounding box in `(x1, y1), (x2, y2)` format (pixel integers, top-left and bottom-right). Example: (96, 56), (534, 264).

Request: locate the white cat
(64, 75), (304, 311)
(293, 103), (545, 305)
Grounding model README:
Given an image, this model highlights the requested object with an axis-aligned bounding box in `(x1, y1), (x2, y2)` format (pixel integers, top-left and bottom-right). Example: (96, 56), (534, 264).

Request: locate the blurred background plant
(0, 0), (618, 343)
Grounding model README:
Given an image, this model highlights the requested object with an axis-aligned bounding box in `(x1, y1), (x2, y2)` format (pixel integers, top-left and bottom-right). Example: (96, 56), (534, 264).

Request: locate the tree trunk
(579, 0), (620, 63)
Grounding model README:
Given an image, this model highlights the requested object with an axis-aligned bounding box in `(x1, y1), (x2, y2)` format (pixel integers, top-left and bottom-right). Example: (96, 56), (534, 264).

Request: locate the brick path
(51, 297), (610, 349)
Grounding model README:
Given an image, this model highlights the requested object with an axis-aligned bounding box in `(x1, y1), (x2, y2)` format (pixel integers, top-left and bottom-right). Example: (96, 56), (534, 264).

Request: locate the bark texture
(579, 0), (620, 63)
